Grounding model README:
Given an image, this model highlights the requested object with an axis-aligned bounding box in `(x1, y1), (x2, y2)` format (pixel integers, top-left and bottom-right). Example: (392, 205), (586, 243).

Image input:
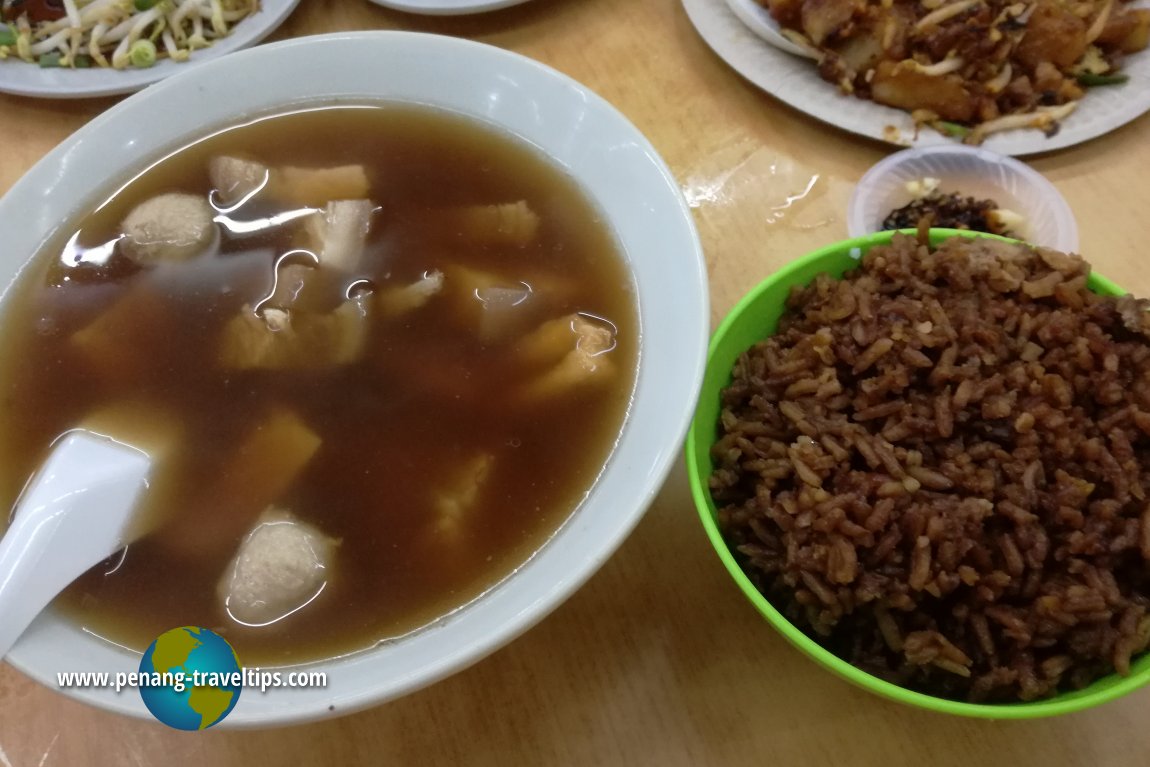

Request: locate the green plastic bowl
(684, 229), (1150, 719)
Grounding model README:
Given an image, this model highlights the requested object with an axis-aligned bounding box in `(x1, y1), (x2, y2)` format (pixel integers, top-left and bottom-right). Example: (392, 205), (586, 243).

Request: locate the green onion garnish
(1076, 73), (1130, 87)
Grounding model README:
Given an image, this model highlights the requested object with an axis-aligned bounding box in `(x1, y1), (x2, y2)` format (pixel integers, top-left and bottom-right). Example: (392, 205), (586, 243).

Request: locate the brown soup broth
(0, 105), (637, 664)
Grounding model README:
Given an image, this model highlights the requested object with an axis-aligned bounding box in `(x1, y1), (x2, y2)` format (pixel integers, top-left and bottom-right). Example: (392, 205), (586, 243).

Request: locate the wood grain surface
(1, 0), (1148, 764)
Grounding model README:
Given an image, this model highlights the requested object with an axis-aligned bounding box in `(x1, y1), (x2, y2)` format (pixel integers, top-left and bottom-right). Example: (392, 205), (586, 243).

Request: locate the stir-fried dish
(0, 0), (259, 69)
(756, 0), (1150, 142)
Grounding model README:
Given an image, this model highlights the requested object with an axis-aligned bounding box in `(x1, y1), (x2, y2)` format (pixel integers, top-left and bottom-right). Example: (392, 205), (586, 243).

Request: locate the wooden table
(1, 1), (1148, 764)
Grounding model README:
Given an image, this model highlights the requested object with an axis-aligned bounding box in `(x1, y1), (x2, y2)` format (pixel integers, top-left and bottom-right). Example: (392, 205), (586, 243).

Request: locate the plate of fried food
(0, 0), (301, 99)
(684, 0), (1150, 155)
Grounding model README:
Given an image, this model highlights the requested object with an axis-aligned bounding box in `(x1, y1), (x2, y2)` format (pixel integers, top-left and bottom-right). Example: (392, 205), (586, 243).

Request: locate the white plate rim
(366, 0), (533, 15)
(684, 0), (1150, 156)
(723, 0), (811, 57)
(0, 0), (301, 99)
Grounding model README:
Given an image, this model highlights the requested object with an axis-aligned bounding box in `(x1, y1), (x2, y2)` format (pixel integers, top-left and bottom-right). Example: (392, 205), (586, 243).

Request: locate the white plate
(685, 0), (1150, 156)
(0, 0), (301, 99)
(367, 0), (533, 15)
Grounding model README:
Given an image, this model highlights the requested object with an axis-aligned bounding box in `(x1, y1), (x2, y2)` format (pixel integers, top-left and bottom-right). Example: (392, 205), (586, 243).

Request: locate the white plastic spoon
(0, 431), (151, 658)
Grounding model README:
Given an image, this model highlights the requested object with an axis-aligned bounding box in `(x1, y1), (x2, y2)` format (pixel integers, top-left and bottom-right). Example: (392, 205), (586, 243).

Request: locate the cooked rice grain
(710, 234), (1150, 702)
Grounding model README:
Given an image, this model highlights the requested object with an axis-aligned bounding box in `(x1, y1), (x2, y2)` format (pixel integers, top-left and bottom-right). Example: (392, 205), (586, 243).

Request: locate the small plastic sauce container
(847, 145), (1079, 253)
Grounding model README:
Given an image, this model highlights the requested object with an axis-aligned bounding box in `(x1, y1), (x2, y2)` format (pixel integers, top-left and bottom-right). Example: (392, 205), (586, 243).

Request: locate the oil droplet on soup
(0, 106), (637, 664)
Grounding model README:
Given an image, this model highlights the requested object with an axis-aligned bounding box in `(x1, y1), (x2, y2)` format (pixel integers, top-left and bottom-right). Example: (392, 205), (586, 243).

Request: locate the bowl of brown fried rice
(686, 229), (1150, 717)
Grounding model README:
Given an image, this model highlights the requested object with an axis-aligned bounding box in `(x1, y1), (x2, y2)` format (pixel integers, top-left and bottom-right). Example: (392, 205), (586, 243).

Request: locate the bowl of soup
(0, 32), (708, 726)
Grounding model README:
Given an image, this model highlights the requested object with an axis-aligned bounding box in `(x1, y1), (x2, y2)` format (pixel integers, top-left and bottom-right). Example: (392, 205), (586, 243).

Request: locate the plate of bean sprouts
(0, 0), (299, 98)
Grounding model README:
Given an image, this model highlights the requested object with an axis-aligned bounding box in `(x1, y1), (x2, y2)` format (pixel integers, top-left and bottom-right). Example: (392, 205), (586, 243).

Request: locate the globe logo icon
(138, 626), (243, 730)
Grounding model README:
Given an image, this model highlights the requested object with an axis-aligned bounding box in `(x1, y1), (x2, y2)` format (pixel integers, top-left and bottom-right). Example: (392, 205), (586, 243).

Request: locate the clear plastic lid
(847, 145), (1079, 252)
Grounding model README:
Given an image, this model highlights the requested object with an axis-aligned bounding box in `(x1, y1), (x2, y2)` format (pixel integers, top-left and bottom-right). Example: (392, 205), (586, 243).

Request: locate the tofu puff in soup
(0, 106), (638, 664)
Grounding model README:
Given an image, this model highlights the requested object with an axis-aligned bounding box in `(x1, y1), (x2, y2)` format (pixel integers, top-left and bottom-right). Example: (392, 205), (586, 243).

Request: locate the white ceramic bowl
(367, 0), (533, 14)
(847, 145), (1079, 252)
(0, 31), (709, 727)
